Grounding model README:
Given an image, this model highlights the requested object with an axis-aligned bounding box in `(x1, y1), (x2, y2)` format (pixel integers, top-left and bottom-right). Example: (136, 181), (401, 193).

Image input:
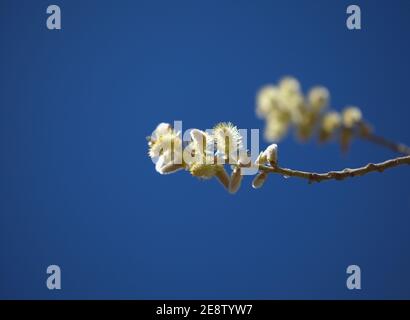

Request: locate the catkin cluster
(147, 122), (278, 193)
(256, 76), (371, 151)
(148, 76), (409, 193)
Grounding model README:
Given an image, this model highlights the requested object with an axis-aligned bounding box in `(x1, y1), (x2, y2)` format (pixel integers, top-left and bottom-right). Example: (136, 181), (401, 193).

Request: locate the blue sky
(1, 0), (410, 299)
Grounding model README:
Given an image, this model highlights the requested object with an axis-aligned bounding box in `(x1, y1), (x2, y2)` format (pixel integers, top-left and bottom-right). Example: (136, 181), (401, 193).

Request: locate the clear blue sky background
(1, 0), (410, 299)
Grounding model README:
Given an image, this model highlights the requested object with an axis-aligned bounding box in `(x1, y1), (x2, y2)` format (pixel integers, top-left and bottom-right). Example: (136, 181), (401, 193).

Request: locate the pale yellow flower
(151, 122), (172, 140)
(148, 123), (183, 174)
(256, 77), (360, 145)
(189, 163), (221, 179)
(278, 76), (301, 96)
(255, 144), (278, 166)
(342, 106), (362, 128)
(148, 129), (182, 160)
(322, 112), (341, 133)
(182, 129), (214, 166)
(190, 129), (214, 154)
(319, 111), (342, 142)
(264, 114), (289, 142)
(256, 77), (309, 143)
(308, 86), (329, 113)
(263, 143), (278, 166)
(213, 122), (243, 160)
(255, 151), (266, 166)
(256, 85), (280, 118)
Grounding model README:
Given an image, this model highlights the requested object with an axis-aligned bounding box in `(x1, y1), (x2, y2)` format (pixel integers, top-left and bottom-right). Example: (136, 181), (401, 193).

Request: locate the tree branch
(359, 132), (410, 155)
(258, 155), (410, 184)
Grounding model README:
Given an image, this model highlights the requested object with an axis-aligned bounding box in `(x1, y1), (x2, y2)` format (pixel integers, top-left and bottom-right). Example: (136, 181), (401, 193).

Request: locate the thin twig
(359, 132), (410, 155)
(257, 155), (410, 184)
